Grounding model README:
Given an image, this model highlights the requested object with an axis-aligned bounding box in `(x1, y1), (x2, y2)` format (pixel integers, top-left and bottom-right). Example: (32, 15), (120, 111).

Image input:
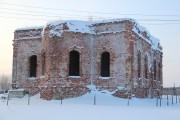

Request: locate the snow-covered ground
(0, 89), (180, 120)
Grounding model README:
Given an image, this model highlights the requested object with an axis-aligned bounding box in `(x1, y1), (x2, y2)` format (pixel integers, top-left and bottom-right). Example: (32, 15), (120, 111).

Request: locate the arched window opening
(29, 55), (37, 77)
(69, 50), (80, 76)
(158, 62), (161, 81)
(137, 51), (141, 78)
(144, 55), (148, 79)
(154, 60), (157, 80)
(41, 52), (45, 75)
(159, 54), (163, 81)
(101, 52), (110, 77)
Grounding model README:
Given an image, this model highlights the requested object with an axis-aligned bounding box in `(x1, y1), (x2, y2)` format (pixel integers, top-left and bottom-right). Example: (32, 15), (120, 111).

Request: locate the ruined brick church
(12, 18), (163, 100)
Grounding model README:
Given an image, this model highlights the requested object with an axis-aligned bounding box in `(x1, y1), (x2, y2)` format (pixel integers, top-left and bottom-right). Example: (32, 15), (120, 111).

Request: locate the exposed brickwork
(40, 88), (54, 100)
(53, 87), (90, 100)
(113, 90), (131, 98)
(12, 19), (163, 100)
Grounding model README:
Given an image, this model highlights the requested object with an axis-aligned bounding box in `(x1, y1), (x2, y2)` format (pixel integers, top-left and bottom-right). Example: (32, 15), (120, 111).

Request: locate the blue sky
(0, 0), (180, 87)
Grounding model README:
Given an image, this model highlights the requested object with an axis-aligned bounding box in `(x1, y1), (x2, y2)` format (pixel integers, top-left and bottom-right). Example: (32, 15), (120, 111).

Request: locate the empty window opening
(137, 51), (141, 78)
(154, 60), (156, 80)
(144, 55), (148, 79)
(41, 52), (45, 75)
(29, 55), (37, 77)
(69, 50), (80, 76)
(158, 62), (161, 81)
(101, 52), (110, 77)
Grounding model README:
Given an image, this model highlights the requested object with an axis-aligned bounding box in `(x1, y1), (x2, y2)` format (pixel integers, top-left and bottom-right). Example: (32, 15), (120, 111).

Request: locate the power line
(0, 15), (49, 21)
(0, 2), (97, 13)
(0, 15), (106, 21)
(0, 11), (89, 19)
(141, 23), (180, 25)
(0, 7), (93, 18)
(1, 2), (180, 17)
(0, 7), (114, 20)
(1, 10), (180, 22)
(1, 2), (180, 25)
(1, 15), (180, 26)
(138, 19), (180, 22)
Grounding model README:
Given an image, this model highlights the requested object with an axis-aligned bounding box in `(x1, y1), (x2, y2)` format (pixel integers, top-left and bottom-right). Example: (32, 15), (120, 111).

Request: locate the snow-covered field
(0, 89), (180, 120)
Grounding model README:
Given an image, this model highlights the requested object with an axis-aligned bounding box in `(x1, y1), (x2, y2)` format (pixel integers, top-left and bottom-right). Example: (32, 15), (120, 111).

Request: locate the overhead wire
(1, 2), (180, 17)
(1, 2), (180, 25)
(0, 11), (90, 19)
(1, 11), (180, 22)
(0, 7), (93, 19)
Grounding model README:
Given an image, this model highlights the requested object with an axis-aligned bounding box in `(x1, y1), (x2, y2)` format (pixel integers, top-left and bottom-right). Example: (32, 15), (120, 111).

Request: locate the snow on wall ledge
(14, 18), (162, 51)
(15, 26), (44, 31)
(14, 26), (43, 40)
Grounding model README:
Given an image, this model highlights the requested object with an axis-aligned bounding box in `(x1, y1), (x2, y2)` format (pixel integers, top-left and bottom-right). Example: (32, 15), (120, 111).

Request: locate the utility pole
(173, 83), (176, 96)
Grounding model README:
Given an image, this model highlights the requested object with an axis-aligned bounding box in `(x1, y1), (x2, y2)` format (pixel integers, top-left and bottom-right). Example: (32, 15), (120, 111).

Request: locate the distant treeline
(0, 74), (11, 91)
(163, 87), (180, 95)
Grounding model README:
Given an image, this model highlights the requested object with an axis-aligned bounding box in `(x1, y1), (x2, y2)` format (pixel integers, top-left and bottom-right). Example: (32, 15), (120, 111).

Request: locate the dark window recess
(69, 51), (80, 76)
(154, 60), (156, 80)
(144, 56), (148, 79)
(158, 63), (161, 81)
(101, 52), (110, 77)
(29, 55), (37, 77)
(137, 51), (141, 78)
(41, 52), (45, 75)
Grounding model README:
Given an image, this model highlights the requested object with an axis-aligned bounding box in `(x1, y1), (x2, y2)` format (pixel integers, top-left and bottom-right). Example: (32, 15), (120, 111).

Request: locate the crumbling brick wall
(12, 28), (42, 95)
(12, 19), (163, 100)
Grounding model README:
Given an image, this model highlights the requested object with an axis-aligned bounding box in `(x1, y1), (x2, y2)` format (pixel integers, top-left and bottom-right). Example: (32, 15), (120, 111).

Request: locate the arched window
(69, 50), (80, 76)
(144, 55), (148, 79)
(41, 52), (45, 75)
(101, 52), (110, 77)
(153, 60), (157, 80)
(158, 62), (161, 81)
(137, 51), (141, 78)
(29, 55), (37, 77)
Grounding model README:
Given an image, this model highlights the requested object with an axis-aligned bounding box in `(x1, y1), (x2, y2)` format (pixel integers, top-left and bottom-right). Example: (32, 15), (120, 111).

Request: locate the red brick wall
(12, 21), (163, 99)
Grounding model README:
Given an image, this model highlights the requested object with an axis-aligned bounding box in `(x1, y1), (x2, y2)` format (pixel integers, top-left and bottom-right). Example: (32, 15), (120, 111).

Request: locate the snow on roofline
(14, 18), (162, 51)
(47, 19), (91, 26)
(46, 18), (149, 37)
(45, 18), (137, 36)
(15, 26), (43, 31)
(47, 18), (136, 26)
(46, 18), (162, 51)
(91, 18), (137, 25)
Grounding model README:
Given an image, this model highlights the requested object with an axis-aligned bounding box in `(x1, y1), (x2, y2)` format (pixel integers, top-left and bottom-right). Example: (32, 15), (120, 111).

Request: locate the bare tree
(0, 74), (11, 91)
